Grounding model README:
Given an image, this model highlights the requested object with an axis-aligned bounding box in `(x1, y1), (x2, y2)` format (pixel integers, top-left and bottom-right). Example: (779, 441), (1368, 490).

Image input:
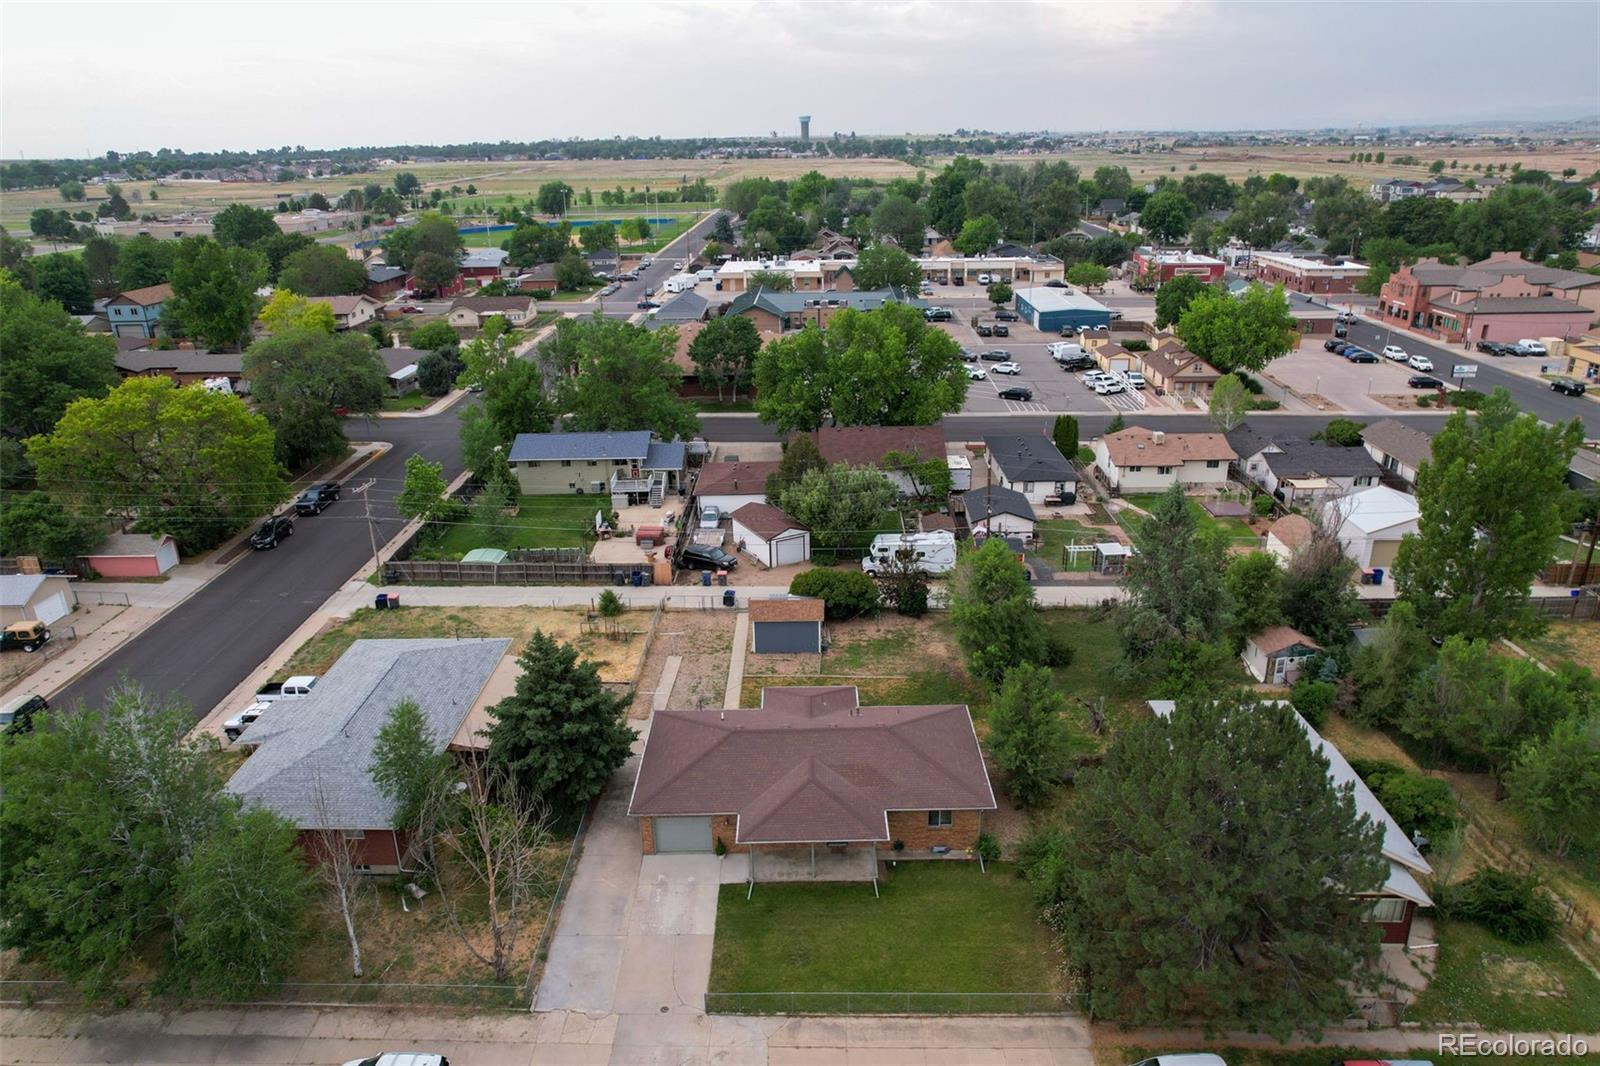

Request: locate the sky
(4, 0), (1598, 158)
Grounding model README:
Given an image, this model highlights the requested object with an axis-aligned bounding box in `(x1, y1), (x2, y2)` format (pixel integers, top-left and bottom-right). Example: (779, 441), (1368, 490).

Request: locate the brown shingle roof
(694, 461), (780, 499)
(450, 296), (536, 313)
(110, 283), (173, 306)
(748, 597), (824, 623)
(731, 502), (806, 540)
(629, 686), (995, 844)
(307, 295), (378, 316)
(1141, 344), (1221, 384)
(811, 425), (946, 467)
(1250, 625), (1322, 656)
(1099, 427), (1236, 467)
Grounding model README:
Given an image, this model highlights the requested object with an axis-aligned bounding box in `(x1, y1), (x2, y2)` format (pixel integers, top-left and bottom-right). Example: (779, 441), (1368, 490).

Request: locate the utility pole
(352, 478), (382, 582)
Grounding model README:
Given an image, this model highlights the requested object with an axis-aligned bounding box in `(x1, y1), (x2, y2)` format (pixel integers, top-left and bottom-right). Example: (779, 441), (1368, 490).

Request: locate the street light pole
(352, 478), (382, 583)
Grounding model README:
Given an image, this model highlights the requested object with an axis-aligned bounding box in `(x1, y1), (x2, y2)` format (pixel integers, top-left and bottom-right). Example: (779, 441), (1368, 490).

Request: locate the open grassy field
(424, 493), (597, 559)
(12, 141), (1594, 232)
(708, 861), (1064, 1013)
(280, 604), (646, 684)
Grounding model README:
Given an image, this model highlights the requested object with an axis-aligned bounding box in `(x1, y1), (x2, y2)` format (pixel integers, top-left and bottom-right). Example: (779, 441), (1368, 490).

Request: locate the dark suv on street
(251, 515), (295, 550)
(294, 481), (341, 515)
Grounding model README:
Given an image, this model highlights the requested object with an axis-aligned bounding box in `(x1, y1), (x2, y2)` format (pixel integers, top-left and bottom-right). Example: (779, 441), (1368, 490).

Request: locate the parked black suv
(1323, 339), (1347, 353)
(1552, 378), (1588, 397)
(997, 386), (1034, 402)
(677, 543), (738, 571)
(1060, 355), (1096, 371)
(923, 307), (954, 322)
(994, 309), (1019, 321)
(975, 323), (994, 337)
(251, 515), (295, 550)
(1476, 340), (1512, 357)
(294, 481), (341, 515)
(991, 323), (1009, 337)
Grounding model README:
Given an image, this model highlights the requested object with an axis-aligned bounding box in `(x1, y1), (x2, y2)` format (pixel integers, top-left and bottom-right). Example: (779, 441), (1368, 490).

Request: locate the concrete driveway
(534, 753), (722, 1018)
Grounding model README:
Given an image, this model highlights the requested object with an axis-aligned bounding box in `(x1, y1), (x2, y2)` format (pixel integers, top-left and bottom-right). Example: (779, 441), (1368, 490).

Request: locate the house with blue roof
(507, 430), (687, 507)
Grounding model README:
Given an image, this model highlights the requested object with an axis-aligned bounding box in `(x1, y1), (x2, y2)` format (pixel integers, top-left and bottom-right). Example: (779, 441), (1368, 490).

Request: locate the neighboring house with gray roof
(114, 347), (245, 388)
(725, 286), (923, 334)
(226, 638), (513, 872)
(1361, 419), (1433, 487)
(961, 485), (1036, 538)
(983, 434), (1078, 504)
(1234, 436), (1380, 507)
(506, 430), (686, 506)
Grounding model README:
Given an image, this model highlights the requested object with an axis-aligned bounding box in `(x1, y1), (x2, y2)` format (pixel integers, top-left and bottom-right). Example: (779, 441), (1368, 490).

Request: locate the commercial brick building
(1132, 247), (1225, 285)
(1249, 251), (1368, 295)
(1378, 254), (1600, 345)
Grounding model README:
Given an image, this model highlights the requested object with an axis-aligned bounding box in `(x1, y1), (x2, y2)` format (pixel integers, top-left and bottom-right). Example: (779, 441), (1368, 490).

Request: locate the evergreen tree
(1061, 696), (1387, 1036)
(485, 631), (636, 817)
(1118, 483), (1230, 657)
(948, 537), (1047, 686)
(988, 664), (1075, 808)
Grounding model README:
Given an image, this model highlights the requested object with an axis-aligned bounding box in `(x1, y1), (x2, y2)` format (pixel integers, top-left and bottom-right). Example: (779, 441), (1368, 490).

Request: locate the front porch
(719, 845), (879, 886)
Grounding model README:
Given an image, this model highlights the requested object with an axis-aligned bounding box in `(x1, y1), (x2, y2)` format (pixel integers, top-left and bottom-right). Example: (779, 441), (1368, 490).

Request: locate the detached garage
(0, 573), (76, 626)
(1013, 286), (1112, 335)
(731, 503), (811, 568)
(84, 533), (179, 578)
(749, 596), (825, 655)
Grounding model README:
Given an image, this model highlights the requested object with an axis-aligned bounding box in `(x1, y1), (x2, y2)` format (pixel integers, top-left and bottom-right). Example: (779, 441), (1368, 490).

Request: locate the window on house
(587, 460), (598, 467)
(927, 810), (953, 827)
(561, 460), (572, 467)
(1363, 898), (1408, 923)
(340, 829), (366, 840)
(1205, 460), (1220, 468)
(1157, 466), (1173, 475)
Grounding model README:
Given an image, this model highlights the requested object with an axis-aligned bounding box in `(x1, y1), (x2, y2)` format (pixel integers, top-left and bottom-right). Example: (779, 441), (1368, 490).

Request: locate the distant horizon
(8, 114), (1600, 165)
(5, 0), (1596, 159)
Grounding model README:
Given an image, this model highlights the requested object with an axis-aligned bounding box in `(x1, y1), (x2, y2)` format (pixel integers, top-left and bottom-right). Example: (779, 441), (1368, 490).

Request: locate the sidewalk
(377, 388), (467, 419)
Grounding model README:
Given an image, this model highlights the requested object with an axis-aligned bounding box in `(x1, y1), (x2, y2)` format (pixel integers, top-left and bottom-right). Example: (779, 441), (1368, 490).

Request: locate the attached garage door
(1368, 539), (1401, 570)
(32, 592), (70, 625)
(653, 816), (714, 853)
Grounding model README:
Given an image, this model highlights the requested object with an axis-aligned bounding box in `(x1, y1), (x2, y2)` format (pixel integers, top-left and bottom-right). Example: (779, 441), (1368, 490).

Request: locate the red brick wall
(297, 828), (406, 872)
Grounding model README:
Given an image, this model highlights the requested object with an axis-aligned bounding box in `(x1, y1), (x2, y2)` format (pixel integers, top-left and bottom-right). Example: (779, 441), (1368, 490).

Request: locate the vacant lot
(708, 862), (1063, 1013)
(1521, 617), (1600, 673)
(281, 604), (646, 684)
(426, 494), (597, 559)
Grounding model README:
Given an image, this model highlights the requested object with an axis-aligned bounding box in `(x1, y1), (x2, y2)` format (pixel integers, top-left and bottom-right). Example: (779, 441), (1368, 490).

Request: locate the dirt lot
(627, 608), (738, 717)
(280, 605), (647, 684)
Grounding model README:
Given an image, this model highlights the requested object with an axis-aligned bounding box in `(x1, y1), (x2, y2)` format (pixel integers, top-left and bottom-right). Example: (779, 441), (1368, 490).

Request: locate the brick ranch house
(226, 638), (517, 873)
(629, 686), (995, 878)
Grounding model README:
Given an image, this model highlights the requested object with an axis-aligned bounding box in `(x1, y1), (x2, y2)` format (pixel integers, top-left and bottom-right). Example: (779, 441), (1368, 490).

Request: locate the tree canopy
(211, 203), (282, 248)
(26, 376), (286, 552)
(1175, 284), (1297, 374)
(1393, 388), (1582, 640)
(550, 315), (699, 440)
(243, 328), (387, 468)
(769, 462), (898, 560)
(0, 269), (118, 437)
(276, 244), (367, 296)
(948, 536), (1049, 686)
(753, 303), (968, 432)
(166, 237), (267, 351)
(852, 243), (922, 291)
(686, 314), (761, 403)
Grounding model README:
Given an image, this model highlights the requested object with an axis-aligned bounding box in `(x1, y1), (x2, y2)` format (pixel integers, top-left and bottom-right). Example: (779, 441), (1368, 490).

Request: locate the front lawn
(381, 391), (435, 412)
(708, 861), (1064, 1013)
(1408, 917), (1600, 1032)
(426, 494), (597, 559)
(543, 285), (605, 302)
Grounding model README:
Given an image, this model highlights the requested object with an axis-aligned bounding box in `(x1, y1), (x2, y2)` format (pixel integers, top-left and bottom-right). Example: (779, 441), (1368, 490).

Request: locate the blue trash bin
(723, 589), (736, 607)
(1371, 568), (1384, 586)
(701, 569), (712, 587)
(631, 569), (643, 587)
(375, 593), (388, 610)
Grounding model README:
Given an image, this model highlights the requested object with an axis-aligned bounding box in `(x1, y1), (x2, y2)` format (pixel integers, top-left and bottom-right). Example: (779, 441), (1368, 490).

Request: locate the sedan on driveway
(991, 362), (1022, 375)
(1407, 354), (1434, 372)
(1407, 375), (1444, 389)
(997, 386), (1033, 401)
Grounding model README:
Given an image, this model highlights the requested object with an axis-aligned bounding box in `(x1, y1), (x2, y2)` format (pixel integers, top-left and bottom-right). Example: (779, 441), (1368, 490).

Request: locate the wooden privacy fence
(385, 557), (647, 585)
(1540, 560), (1600, 586)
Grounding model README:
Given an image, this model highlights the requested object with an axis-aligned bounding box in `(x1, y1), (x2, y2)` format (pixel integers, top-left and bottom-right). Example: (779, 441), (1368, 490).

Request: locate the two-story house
(106, 283), (173, 338)
(1228, 429), (1382, 508)
(506, 430), (686, 508)
(1092, 428), (1235, 494)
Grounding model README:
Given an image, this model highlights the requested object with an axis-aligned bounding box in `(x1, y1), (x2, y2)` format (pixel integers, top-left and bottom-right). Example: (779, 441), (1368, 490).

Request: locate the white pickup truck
(253, 675), (319, 703)
(224, 701), (271, 743)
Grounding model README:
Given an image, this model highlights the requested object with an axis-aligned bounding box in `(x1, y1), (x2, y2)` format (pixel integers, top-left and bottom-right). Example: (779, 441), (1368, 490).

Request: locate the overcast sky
(4, 1), (1597, 158)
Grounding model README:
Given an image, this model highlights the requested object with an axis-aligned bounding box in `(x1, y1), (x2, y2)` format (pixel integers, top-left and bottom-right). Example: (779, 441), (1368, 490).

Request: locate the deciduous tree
(277, 244), (367, 296)
(27, 376), (285, 552)
(1206, 372), (1250, 432)
(166, 238), (267, 351)
(554, 316), (699, 441)
(948, 536), (1047, 686)
(687, 314), (761, 402)
(30, 253), (93, 313)
(397, 454), (450, 524)
(1153, 273), (1211, 329)
(1175, 284), (1297, 375)
(243, 328), (387, 468)
(1393, 388), (1582, 640)
(536, 181), (574, 216)
(1064, 263), (1107, 290)
(1507, 712), (1600, 858)
(212, 203), (282, 248)
(257, 288), (336, 334)
(0, 270), (117, 437)
(0, 491), (102, 561)
(771, 462), (898, 560)
(870, 194), (928, 251)
(852, 243), (922, 292)
(112, 233), (176, 289)
(1138, 189), (1196, 244)
(952, 213), (1001, 255)
(1225, 551), (1285, 648)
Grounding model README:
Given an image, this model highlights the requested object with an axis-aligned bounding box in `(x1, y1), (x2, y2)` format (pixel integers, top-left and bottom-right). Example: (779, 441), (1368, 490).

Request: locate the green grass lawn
(1408, 918), (1600, 1032)
(1039, 609), (1151, 749)
(1030, 518), (1110, 572)
(424, 494), (596, 559)
(1119, 493), (1257, 544)
(381, 391), (434, 412)
(542, 285), (606, 302)
(708, 862), (1064, 1013)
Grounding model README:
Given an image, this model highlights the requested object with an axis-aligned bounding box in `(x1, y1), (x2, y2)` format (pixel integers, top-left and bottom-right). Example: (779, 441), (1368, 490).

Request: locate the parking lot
(1265, 335), (1445, 414)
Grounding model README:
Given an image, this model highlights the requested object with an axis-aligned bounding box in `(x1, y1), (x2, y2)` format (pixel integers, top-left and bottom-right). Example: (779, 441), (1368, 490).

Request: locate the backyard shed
(83, 533), (179, 578)
(730, 503), (811, 568)
(748, 597), (825, 654)
(1242, 625), (1323, 684)
(0, 573), (75, 626)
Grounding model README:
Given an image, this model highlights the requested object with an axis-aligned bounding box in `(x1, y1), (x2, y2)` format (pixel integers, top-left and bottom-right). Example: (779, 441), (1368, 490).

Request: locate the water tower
(799, 115), (811, 142)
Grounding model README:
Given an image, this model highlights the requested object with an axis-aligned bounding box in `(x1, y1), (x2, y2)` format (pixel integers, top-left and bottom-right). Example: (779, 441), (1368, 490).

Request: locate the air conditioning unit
(1152, 431), (1166, 445)
(590, 481), (605, 494)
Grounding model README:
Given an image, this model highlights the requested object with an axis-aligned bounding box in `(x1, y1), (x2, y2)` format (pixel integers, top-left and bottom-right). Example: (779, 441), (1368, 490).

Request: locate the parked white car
(1381, 344), (1408, 361)
(342, 1054), (449, 1066)
(1407, 353), (1434, 372)
(966, 365), (987, 380)
(1518, 338), (1548, 356)
(977, 272), (992, 284)
(1125, 371), (1146, 389)
(1080, 370), (1107, 386)
(991, 362), (1022, 375)
(1095, 378), (1125, 395)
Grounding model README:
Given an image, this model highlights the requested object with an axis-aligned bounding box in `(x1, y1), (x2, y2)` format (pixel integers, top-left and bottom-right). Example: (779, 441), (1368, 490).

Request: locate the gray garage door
(653, 816), (714, 853)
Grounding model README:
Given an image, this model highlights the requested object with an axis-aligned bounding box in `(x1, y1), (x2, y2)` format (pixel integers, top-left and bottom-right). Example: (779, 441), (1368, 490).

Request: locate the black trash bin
(375, 593), (389, 610)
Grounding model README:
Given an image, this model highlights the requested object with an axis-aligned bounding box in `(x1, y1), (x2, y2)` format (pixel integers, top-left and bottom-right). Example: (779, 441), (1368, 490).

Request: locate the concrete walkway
(725, 611), (749, 709)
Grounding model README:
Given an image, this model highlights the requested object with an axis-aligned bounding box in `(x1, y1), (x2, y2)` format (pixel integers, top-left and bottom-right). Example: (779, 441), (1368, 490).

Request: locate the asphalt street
(52, 413), (466, 720)
(1339, 317), (1598, 434)
(595, 211), (726, 315)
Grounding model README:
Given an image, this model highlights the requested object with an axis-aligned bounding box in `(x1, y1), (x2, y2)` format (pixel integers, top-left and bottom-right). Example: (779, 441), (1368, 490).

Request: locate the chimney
(1152, 431), (1166, 445)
